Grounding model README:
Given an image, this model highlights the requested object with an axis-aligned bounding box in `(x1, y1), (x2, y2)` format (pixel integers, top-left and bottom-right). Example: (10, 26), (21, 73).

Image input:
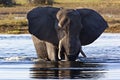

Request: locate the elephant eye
(57, 27), (65, 31)
(57, 28), (65, 39)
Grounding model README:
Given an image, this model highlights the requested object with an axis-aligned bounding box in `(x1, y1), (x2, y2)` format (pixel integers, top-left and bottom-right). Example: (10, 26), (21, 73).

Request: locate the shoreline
(0, 27), (120, 34)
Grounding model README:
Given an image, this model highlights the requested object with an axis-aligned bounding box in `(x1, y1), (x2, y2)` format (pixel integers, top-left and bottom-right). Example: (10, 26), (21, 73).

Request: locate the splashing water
(0, 33), (120, 62)
(0, 33), (120, 79)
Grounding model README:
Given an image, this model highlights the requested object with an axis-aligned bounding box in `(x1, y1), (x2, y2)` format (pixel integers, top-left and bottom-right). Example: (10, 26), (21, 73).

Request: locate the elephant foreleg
(45, 42), (58, 61)
(32, 35), (48, 60)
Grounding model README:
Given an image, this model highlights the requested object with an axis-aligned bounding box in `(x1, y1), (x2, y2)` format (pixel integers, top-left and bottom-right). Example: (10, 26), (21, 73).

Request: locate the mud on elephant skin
(27, 7), (108, 61)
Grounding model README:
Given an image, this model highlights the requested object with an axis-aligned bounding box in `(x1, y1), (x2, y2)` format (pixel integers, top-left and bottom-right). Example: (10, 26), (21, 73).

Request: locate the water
(0, 33), (120, 79)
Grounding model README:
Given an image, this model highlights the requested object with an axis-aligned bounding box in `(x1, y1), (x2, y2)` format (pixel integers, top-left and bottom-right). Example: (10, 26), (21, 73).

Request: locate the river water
(0, 33), (120, 79)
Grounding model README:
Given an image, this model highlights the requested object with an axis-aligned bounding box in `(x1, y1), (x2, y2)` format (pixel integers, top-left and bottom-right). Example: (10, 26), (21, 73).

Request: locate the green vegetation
(15, 0), (28, 5)
(0, 0), (120, 34)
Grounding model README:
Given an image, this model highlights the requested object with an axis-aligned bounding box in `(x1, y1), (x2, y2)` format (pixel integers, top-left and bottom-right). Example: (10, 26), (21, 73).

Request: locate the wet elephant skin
(27, 7), (108, 61)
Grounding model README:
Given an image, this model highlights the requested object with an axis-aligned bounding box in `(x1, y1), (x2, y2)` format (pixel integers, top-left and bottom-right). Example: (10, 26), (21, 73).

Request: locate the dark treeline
(0, 0), (54, 7)
(0, 0), (15, 6)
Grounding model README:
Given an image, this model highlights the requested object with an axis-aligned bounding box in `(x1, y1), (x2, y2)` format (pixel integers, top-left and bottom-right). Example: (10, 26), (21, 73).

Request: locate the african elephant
(27, 7), (108, 61)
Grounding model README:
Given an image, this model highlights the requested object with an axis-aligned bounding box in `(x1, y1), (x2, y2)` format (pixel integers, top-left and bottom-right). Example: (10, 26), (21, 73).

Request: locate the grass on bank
(15, 0), (29, 5)
(0, 0), (120, 33)
(0, 19), (28, 34)
(0, 16), (120, 33)
(55, 0), (102, 3)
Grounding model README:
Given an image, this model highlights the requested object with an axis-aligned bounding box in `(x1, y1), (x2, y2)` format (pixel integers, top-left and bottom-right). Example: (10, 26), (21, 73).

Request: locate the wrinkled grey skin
(56, 9), (87, 60)
(27, 7), (108, 61)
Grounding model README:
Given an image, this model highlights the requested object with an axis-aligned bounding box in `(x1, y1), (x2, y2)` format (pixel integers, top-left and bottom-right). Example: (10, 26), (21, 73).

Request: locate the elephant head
(56, 9), (85, 60)
(56, 8), (108, 61)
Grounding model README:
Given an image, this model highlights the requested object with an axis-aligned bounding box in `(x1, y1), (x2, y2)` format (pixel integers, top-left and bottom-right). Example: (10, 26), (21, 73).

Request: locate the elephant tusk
(58, 23), (62, 27)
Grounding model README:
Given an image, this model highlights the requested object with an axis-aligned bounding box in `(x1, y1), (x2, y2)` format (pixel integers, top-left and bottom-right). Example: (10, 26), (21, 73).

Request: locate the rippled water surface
(0, 33), (120, 79)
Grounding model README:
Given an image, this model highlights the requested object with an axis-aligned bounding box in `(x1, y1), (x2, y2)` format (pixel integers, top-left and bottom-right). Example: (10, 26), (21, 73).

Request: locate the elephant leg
(45, 42), (58, 61)
(32, 35), (49, 60)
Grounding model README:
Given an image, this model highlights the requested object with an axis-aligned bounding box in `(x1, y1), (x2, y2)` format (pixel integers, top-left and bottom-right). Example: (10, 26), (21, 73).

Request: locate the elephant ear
(77, 9), (108, 45)
(27, 7), (59, 45)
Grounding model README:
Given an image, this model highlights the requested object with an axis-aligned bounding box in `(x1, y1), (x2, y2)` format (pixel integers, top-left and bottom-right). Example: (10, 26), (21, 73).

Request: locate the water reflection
(30, 61), (106, 79)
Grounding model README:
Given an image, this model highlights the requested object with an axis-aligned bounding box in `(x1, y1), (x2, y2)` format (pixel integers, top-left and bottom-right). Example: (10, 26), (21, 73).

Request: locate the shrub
(28, 0), (54, 5)
(0, 0), (16, 7)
